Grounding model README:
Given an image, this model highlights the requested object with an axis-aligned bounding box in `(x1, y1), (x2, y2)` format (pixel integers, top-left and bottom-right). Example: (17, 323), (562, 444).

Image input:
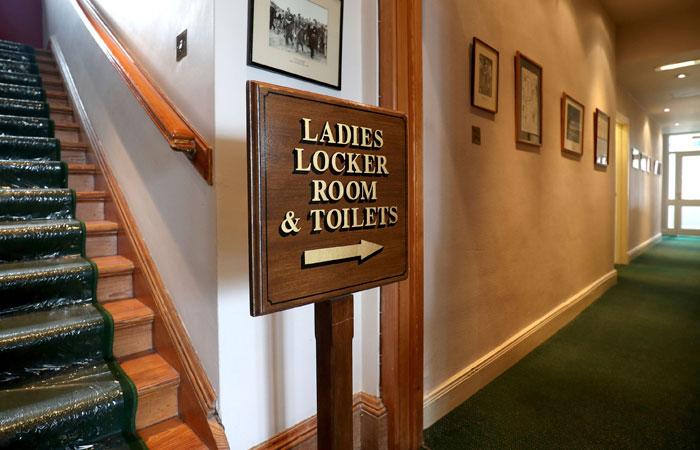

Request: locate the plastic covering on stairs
(0, 39), (147, 450)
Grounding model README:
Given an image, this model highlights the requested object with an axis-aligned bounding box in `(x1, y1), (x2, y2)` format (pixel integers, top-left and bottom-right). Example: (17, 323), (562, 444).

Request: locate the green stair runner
(424, 237), (700, 449)
(0, 41), (146, 450)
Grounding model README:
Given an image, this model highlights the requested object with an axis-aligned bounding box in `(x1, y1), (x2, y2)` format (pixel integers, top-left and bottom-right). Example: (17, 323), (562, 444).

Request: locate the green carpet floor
(424, 236), (700, 450)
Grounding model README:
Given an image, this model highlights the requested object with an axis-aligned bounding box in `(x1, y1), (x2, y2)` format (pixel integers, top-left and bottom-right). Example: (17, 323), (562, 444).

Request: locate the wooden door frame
(615, 117), (630, 264)
(378, 0), (424, 448)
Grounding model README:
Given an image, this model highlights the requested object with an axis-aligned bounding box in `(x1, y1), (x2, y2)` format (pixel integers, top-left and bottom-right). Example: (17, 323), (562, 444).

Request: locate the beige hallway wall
(422, 0), (617, 425)
(617, 87), (663, 250)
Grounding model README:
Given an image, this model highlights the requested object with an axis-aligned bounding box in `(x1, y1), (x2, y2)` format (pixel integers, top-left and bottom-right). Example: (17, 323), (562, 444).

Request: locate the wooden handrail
(71, 0), (213, 184)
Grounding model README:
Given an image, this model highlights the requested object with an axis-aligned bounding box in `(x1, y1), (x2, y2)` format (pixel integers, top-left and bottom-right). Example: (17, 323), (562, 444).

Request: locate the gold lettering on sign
(281, 119), (399, 235)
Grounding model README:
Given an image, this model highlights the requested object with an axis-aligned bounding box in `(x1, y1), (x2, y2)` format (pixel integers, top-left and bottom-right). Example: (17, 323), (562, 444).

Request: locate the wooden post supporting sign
(315, 295), (354, 449)
(247, 81), (408, 447)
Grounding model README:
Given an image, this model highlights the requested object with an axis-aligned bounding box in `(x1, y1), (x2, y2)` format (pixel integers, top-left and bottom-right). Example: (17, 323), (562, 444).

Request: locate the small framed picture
(645, 155), (652, 173)
(654, 160), (662, 175)
(248, 0), (343, 89)
(632, 148), (641, 170)
(515, 52), (543, 146)
(594, 109), (609, 166)
(640, 153), (649, 172)
(471, 37), (499, 113)
(561, 93), (584, 155)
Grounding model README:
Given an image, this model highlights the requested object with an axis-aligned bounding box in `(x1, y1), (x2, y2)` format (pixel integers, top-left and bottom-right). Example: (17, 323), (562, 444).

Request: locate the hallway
(424, 237), (700, 449)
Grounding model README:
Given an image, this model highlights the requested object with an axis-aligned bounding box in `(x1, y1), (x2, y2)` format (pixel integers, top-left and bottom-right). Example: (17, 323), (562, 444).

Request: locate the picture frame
(593, 109), (610, 166)
(471, 37), (499, 113)
(561, 93), (585, 155)
(645, 155), (652, 173)
(654, 160), (662, 175)
(632, 148), (641, 170)
(515, 52), (543, 146)
(248, 0), (344, 89)
(640, 152), (649, 172)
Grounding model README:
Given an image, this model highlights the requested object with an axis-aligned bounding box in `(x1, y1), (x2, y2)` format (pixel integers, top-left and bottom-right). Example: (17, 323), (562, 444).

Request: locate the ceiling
(599, 0), (700, 134)
(598, 0), (699, 24)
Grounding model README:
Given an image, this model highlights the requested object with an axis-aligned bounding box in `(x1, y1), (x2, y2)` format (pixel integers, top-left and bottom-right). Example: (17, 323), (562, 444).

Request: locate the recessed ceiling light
(664, 108), (671, 112)
(675, 123), (680, 126)
(655, 59), (700, 71)
(677, 73), (687, 79)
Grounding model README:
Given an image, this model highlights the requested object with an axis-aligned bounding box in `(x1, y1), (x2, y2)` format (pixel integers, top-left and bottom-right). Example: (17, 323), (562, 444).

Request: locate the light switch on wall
(176, 29), (187, 61)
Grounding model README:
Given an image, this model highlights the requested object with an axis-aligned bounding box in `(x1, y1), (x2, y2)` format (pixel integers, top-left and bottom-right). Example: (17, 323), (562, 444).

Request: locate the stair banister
(71, 0), (213, 185)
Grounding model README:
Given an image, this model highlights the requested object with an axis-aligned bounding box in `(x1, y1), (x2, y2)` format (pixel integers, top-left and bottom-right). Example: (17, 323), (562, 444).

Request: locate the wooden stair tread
(93, 255), (134, 275)
(76, 190), (105, 200)
(121, 353), (180, 395)
(139, 418), (207, 450)
(34, 55), (54, 64)
(46, 89), (67, 98)
(85, 220), (118, 234)
(68, 163), (96, 173)
(49, 104), (72, 113)
(55, 121), (79, 130)
(103, 298), (154, 327)
(34, 48), (52, 56)
(61, 141), (88, 151)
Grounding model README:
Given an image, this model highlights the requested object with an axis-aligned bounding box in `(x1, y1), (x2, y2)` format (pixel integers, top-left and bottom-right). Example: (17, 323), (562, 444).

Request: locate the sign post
(247, 81), (408, 447)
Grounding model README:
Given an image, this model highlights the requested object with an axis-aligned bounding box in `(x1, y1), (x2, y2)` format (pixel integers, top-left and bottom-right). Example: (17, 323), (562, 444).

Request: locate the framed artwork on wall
(515, 52), (542, 146)
(561, 93), (585, 155)
(645, 155), (652, 173)
(248, 0), (344, 89)
(654, 160), (662, 175)
(640, 152), (649, 172)
(594, 109), (609, 166)
(632, 148), (641, 170)
(471, 37), (499, 113)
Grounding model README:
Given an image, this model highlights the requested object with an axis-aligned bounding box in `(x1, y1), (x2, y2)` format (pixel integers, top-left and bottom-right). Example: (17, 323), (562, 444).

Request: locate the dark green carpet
(0, 40), (146, 450)
(424, 237), (700, 450)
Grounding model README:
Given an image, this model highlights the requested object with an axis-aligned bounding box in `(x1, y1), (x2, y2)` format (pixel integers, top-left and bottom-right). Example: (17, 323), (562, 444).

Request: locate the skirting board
(423, 269), (618, 428)
(628, 233), (662, 260)
(251, 392), (387, 450)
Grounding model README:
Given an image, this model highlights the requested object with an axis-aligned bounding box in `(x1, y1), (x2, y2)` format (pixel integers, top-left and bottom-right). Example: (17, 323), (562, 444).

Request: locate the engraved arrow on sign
(304, 240), (384, 266)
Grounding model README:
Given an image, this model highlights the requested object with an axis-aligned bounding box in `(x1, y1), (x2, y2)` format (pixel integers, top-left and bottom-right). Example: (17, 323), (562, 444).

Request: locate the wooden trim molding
(422, 270), (617, 427)
(378, 0), (424, 448)
(69, 0), (213, 185)
(251, 392), (387, 450)
(51, 38), (226, 449)
(627, 233), (662, 260)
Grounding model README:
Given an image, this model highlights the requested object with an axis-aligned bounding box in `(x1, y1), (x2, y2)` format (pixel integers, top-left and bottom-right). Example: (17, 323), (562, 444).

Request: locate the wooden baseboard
(627, 233), (662, 260)
(422, 269), (618, 428)
(251, 392), (387, 450)
(51, 37), (227, 450)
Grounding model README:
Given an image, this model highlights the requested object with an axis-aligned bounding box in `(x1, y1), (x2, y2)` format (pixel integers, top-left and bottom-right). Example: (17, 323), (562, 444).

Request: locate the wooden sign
(247, 81), (408, 316)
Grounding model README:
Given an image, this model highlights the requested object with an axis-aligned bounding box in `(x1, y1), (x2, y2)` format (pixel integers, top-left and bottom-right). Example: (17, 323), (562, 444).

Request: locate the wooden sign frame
(247, 81), (409, 316)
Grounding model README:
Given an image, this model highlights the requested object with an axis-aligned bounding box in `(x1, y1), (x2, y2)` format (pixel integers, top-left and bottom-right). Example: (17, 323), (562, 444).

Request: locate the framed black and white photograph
(632, 148), (641, 170)
(515, 52), (543, 146)
(561, 92), (584, 155)
(248, 0), (343, 89)
(594, 109), (609, 167)
(471, 37), (499, 113)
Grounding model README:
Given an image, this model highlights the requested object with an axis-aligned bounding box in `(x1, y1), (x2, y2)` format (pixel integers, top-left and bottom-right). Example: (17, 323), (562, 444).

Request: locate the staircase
(0, 41), (208, 449)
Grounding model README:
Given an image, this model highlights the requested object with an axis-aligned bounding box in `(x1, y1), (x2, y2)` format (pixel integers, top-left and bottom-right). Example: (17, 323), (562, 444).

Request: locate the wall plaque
(247, 81), (408, 315)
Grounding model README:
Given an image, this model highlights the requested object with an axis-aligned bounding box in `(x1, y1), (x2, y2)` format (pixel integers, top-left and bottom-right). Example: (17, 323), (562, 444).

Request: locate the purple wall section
(0, 0), (43, 49)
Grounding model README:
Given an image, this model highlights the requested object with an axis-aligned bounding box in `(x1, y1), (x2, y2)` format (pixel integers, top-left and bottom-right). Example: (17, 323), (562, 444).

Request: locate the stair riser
(98, 273), (133, 301)
(61, 149), (86, 164)
(68, 173), (94, 191)
(135, 386), (179, 429)
(76, 199), (105, 221)
(86, 233), (117, 258)
(55, 127), (80, 141)
(50, 110), (73, 122)
(113, 322), (153, 358)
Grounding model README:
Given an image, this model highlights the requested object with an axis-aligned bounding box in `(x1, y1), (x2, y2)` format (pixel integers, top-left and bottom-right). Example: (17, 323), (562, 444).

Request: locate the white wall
(214, 0), (380, 448)
(43, 0), (219, 389)
(89, 0), (214, 143)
